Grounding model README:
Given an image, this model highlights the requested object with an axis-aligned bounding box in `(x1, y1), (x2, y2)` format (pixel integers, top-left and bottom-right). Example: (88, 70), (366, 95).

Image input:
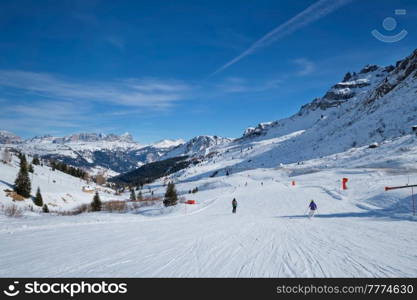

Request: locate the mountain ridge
(2, 48), (417, 179)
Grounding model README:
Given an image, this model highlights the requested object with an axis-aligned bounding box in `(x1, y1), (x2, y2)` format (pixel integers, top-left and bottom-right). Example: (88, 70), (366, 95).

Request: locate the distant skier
(232, 198), (237, 214)
(308, 200), (317, 218)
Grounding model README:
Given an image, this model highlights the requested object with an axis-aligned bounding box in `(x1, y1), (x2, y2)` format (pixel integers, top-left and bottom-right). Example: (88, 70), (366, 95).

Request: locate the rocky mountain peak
(0, 130), (23, 144)
(48, 132), (136, 144)
(299, 63), (391, 115)
(365, 48), (417, 106)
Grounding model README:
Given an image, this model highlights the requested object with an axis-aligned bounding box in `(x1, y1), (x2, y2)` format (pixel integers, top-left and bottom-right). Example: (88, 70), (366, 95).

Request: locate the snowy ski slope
(1, 165), (416, 277)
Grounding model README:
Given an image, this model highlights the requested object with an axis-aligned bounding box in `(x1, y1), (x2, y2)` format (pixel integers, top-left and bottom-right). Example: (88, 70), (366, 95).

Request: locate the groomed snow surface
(1, 164), (417, 277)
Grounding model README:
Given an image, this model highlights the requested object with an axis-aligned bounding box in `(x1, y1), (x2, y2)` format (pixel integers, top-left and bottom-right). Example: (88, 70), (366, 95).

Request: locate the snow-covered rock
(164, 135), (232, 159)
(152, 139), (185, 149)
(0, 130), (23, 144)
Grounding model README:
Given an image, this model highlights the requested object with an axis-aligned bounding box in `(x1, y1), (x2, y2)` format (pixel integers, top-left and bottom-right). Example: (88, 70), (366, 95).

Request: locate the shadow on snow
(279, 194), (417, 222)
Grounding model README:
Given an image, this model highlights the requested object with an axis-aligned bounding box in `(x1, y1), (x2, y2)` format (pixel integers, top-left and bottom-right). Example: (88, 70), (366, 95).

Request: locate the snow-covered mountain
(239, 49), (417, 161)
(8, 133), (145, 175)
(0, 130), (23, 144)
(110, 135), (233, 185)
(25, 132), (139, 149)
(0, 132), (187, 175)
(0, 131), (233, 176)
(168, 48), (417, 182)
(164, 135), (232, 159)
(241, 63), (392, 143)
(153, 139), (185, 148)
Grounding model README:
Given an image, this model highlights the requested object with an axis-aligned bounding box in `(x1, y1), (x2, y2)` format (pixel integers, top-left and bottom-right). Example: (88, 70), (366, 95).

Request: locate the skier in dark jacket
(308, 200), (317, 218)
(232, 198), (237, 213)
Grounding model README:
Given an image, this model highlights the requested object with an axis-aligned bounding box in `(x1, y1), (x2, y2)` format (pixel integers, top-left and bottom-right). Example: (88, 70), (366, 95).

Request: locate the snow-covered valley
(1, 138), (417, 277)
(2, 48), (417, 278)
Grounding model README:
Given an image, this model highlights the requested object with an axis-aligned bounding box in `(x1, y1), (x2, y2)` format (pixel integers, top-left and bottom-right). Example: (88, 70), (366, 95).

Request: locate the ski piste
(1, 157), (417, 277)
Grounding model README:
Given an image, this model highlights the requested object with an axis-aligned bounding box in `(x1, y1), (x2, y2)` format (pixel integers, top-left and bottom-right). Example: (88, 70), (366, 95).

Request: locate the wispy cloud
(0, 70), (191, 109)
(211, 0), (353, 76)
(0, 69), (285, 138)
(0, 100), (91, 134)
(293, 58), (315, 76)
(214, 77), (282, 93)
(0, 70), (198, 136)
(123, 78), (191, 93)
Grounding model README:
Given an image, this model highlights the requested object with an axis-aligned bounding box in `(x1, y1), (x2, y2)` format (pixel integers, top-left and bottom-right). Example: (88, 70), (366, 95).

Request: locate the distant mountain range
(3, 48), (417, 182)
(0, 130), (23, 144)
(0, 131), (230, 176)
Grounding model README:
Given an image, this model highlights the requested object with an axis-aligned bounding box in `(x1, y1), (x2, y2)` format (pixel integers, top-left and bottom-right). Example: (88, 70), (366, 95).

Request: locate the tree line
(50, 160), (87, 180)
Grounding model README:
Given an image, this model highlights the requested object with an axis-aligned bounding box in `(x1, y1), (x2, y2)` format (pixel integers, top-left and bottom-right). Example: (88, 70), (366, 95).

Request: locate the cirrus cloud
(0, 70), (192, 109)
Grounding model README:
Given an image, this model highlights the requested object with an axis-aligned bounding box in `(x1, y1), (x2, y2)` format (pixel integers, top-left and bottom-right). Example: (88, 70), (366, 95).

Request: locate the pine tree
(14, 155), (31, 198)
(32, 156), (40, 165)
(33, 187), (43, 207)
(163, 182), (178, 207)
(130, 189), (136, 201)
(19, 153), (27, 168)
(42, 204), (49, 213)
(28, 164), (34, 173)
(137, 190), (143, 201)
(91, 192), (102, 211)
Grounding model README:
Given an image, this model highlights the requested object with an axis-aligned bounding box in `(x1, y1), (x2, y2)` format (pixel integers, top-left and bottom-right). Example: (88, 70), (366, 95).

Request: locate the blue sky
(0, 0), (416, 143)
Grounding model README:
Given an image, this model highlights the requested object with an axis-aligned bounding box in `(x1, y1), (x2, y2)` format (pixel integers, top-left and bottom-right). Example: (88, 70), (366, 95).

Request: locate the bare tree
(1, 148), (12, 164)
(95, 173), (106, 185)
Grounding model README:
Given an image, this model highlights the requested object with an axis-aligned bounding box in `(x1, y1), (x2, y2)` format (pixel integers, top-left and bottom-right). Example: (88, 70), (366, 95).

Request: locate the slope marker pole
(385, 184), (417, 216)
